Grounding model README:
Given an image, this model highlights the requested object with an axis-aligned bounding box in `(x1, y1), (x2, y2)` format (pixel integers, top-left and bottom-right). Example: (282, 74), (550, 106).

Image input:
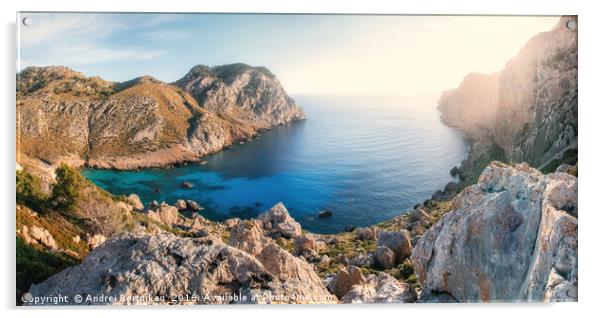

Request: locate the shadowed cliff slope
(438, 16), (577, 180)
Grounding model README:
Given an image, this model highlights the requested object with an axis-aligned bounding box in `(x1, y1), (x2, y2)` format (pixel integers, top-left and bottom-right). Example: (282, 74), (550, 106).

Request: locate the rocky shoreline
(21, 161), (577, 304)
(16, 16), (578, 304)
(17, 63), (305, 171)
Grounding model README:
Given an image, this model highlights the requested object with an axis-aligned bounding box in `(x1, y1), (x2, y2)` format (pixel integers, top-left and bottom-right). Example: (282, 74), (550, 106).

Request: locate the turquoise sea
(83, 95), (468, 233)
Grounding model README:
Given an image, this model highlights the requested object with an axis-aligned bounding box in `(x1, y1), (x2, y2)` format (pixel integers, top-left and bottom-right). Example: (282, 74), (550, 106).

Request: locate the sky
(18, 13), (559, 97)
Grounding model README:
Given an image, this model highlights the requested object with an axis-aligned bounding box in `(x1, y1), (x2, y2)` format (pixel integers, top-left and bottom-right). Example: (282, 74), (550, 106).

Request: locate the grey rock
(257, 202), (302, 239)
(341, 272), (417, 304)
(412, 161), (577, 302)
(29, 232), (335, 305)
(329, 265), (366, 299)
(356, 226), (378, 241)
(377, 230), (412, 264)
(185, 200), (203, 211)
(348, 253), (375, 268)
(374, 246), (395, 269)
(438, 17), (578, 168)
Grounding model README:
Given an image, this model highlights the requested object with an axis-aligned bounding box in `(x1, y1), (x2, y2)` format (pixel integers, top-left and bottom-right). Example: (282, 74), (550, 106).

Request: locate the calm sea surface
(83, 95), (468, 233)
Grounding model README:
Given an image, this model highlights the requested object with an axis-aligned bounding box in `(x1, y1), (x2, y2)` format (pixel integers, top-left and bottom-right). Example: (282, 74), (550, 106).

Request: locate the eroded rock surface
(256, 202), (302, 239)
(341, 272), (416, 304)
(29, 232), (335, 305)
(412, 161), (577, 302)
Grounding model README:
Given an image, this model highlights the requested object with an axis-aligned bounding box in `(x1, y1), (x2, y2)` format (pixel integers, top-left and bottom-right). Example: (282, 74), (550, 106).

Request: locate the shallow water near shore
(83, 95), (468, 233)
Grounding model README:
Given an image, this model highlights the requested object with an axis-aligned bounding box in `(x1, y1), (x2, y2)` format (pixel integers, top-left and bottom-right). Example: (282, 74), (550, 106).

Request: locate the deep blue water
(82, 95), (468, 233)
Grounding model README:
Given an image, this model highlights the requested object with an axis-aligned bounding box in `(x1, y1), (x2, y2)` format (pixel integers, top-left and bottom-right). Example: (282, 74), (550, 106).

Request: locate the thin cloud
(18, 13), (167, 69)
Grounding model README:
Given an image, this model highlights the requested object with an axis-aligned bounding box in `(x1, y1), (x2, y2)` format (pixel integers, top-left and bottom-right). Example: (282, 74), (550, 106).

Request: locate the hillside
(17, 63), (305, 170)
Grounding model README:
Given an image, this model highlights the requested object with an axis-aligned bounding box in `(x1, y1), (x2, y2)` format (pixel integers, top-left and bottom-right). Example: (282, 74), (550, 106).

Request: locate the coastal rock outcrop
(438, 16), (578, 172)
(17, 63), (304, 170)
(146, 204), (179, 227)
(256, 202), (302, 239)
(29, 232), (335, 305)
(174, 64), (305, 127)
(411, 161), (577, 302)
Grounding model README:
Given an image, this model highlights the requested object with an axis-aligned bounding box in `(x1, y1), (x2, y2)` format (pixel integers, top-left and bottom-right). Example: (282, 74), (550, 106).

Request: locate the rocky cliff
(17, 64), (304, 169)
(438, 16), (577, 174)
(412, 161), (577, 302)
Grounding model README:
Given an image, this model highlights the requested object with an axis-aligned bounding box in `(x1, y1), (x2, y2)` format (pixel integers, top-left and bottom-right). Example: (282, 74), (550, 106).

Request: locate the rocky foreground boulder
(29, 231), (335, 305)
(341, 272), (416, 304)
(412, 161), (577, 302)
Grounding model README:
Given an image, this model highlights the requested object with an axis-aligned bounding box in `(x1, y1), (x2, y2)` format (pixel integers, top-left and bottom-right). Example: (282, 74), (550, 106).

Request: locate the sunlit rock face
(438, 16), (577, 168)
(17, 63), (304, 170)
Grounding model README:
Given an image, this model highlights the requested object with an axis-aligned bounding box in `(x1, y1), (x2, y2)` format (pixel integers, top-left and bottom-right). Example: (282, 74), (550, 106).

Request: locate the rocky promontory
(438, 16), (578, 184)
(17, 63), (304, 170)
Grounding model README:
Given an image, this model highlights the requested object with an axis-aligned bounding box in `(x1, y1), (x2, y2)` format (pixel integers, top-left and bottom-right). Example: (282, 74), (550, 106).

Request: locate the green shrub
(50, 164), (83, 213)
(16, 170), (45, 212)
(16, 236), (78, 296)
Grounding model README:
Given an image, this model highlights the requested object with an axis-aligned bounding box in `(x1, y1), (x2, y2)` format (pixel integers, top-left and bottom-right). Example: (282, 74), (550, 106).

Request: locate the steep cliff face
(175, 63), (305, 127)
(495, 16), (577, 167)
(438, 72), (500, 140)
(438, 16), (577, 170)
(17, 64), (304, 169)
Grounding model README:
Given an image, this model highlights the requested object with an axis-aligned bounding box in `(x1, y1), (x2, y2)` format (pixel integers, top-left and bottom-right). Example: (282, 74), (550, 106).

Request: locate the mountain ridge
(17, 63), (305, 170)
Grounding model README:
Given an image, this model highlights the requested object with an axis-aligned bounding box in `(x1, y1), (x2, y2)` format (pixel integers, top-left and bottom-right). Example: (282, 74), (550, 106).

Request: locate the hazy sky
(18, 13), (559, 96)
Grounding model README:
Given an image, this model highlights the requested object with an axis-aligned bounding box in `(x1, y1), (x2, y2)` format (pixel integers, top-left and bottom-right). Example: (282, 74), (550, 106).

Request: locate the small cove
(83, 95), (469, 233)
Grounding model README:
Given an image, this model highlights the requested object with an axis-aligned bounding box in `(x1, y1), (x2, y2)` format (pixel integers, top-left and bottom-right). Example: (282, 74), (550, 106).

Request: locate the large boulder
(228, 220), (270, 256)
(356, 226), (378, 241)
(341, 272), (416, 303)
(294, 234), (318, 259)
(376, 230), (412, 264)
(147, 204), (179, 226)
(256, 202), (302, 238)
(22, 225), (58, 250)
(374, 246), (395, 269)
(412, 162), (577, 302)
(328, 265), (366, 299)
(29, 233), (335, 305)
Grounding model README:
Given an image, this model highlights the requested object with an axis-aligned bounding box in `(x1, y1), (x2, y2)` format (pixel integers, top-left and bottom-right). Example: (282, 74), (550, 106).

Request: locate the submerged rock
(318, 210), (333, 218)
(412, 161), (578, 302)
(181, 181), (194, 189)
